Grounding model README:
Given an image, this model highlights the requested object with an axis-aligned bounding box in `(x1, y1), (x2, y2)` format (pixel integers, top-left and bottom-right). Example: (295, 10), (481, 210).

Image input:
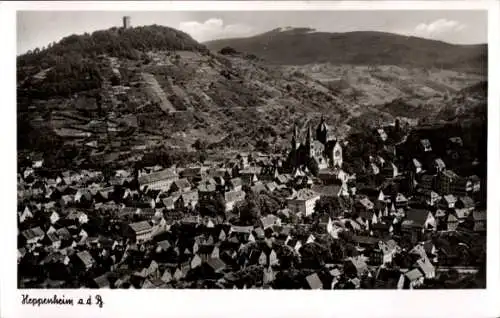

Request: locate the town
(17, 115), (487, 289)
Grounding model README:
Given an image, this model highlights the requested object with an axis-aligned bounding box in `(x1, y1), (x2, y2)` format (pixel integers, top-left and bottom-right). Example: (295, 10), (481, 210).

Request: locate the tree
(239, 191), (261, 225)
(219, 46), (238, 55)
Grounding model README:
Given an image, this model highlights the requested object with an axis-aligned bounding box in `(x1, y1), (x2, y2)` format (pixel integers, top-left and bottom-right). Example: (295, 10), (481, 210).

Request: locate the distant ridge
(204, 28), (487, 73)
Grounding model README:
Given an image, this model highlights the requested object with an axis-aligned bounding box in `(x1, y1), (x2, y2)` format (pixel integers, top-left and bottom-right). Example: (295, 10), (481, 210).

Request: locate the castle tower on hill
(123, 16), (131, 29)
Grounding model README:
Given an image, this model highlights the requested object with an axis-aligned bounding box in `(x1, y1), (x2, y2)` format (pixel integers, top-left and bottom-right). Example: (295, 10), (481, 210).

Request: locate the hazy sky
(17, 10), (487, 55)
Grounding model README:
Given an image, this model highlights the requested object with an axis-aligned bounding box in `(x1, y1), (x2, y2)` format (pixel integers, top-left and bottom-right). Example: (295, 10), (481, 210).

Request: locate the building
(287, 188), (321, 216)
(471, 211), (486, 232)
(287, 118), (343, 173)
(75, 251), (95, 271)
(126, 221), (153, 243)
(224, 190), (246, 212)
(438, 170), (460, 194)
(123, 16), (131, 29)
(139, 168), (179, 192)
(401, 209), (436, 243)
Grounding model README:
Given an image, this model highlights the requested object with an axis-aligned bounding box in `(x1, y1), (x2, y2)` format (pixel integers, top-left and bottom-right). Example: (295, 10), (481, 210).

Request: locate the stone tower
(123, 16), (131, 29)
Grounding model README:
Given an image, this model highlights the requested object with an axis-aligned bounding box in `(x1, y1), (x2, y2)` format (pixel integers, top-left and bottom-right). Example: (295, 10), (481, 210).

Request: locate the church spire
(291, 122), (298, 151)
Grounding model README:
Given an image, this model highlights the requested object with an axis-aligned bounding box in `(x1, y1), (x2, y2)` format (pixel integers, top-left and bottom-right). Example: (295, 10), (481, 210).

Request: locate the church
(286, 116), (343, 175)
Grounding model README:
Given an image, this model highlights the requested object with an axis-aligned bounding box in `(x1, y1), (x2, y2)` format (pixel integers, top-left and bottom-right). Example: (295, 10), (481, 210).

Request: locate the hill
(17, 25), (487, 172)
(204, 28), (487, 73)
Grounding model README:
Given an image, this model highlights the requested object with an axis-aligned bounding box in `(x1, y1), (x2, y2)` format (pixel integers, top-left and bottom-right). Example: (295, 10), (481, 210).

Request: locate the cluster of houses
(17, 119), (486, 289)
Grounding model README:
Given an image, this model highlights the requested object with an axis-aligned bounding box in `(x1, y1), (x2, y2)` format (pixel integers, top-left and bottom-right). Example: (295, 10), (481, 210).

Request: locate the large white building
(287, 189), (321, 216)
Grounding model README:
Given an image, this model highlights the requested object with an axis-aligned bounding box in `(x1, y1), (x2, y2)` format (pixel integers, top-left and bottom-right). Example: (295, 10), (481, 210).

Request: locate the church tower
(305, 125), (313, 158)
(291, 123), (298, 152)
(316, 115), (328, 145)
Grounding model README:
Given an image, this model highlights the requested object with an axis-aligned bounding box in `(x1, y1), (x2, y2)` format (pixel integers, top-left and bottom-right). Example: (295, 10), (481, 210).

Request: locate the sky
(17, 10), (487, 55)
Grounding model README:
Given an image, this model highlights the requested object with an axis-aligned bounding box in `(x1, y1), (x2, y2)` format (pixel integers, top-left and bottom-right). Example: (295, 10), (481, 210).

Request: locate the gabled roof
(416, 258), (435, 277)
(458, 196), (475, 209)
(173, 178), (191, 190)
(22, 226), (45, 240)
(405, 268), (423, 281)
(206, 258), (226, 273)
(197, 182), (216, 193)
(225, 190), (245, 202)
(289, 188), (319, 201)
(358, 197), (374, 209)
(412, 158), (422, 168)
(181, 190), (198, 202)
(305, 273), (323, 289)
(402, 209), (432, 228)
(139, 168), (178, 184)
(76, 250), (94, 267)
(434, 158), (446, 169)
(443, 194), (457, 205)
(472, 210), (486, 221)
(129, 221), (152, 233)
(442, 170), (459, 180)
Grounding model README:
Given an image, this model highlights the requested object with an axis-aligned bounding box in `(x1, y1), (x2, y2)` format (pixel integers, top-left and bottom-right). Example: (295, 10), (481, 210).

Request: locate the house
(419, 174), (435, 191)
(228, 178), (243, 192)
(262, 182), (277, 194)
(126, 221), (153, 243)
(400, 269), (424, 289)
(224, 190), (246, 212)
(49, 211), (60, 224)
(43, 232), (61, 249)
(305, 273), (323, 289)
(170, 178), (191, 193)
(468, 175), (481, 193)
(378, 239), (400, 264)
(92, 274), (110, 288)
(438, 170), (460, 195)
(394, 193), (408, 209)
(19, 206), (33, 223)
(206, 258), (226, 274)
(421, 190), (441, 207)
(263, 266), (276, 285)
(74, 189), (93, 203)
(377, 128), (388, 142)
(276, 174), (289, 185)
(416, 257), (435, 279)
(455, 196), (475, 214)
(382, 162), (399, 179)
(286, 238), (303, 253)
(433, 158), (446, 173)
(239, 169), (259, 186)
(344, 256), (369, 278)
(447, 214), (459, 231)
(197, 182), (217, 194)
(287, 189), (321, 216)
(75, 251), (95, 270)
(439, 194), (457, 210)
(156, 240), (171, 253)
(448, 136), (463, 148)
(176, 190), (199, 210)
(471, 211), (486, 232)
(138, 168), (179, 192)
(251, 182), (267, 194)
(260, 215), (281, 229)
(401, 209), (436, 243)
(420, 139), (432, 152)
(66, 210), (89, 224)
(190, 254), (203, 269)
(199, 245), (220, 262)
(21, 226), (45, 244)
(411, 158), (423, 174)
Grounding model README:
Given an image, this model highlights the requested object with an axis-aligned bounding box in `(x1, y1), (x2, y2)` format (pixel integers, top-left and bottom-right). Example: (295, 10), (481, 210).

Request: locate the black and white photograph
(1, 1), (500, 317)
(14, 7), (490, 289)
